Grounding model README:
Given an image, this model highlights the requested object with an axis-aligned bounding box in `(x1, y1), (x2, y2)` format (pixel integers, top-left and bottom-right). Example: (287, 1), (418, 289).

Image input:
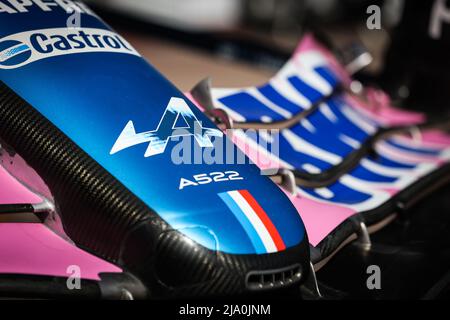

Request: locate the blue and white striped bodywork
(209, 46), (450, 213)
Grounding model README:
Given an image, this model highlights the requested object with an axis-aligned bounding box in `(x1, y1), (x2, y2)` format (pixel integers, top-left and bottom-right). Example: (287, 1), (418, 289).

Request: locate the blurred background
(85, 0), (450, 116)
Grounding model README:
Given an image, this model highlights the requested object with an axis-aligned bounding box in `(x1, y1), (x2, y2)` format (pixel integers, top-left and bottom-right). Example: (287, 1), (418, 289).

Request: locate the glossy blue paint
(0, 4), (306, 254)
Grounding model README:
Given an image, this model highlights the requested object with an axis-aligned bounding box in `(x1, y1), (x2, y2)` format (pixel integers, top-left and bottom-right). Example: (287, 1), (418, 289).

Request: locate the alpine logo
(110, 97), (223, 157)
(0, 27), (140, 69)
(0, 40), (31, 67)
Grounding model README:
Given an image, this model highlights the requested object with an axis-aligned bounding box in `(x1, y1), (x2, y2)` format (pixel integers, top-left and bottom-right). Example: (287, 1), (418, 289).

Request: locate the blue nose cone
(0, 7), (306, 256)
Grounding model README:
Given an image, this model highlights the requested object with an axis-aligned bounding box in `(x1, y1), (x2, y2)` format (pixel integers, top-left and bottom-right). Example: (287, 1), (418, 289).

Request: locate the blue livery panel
(0, 1), (305, 255)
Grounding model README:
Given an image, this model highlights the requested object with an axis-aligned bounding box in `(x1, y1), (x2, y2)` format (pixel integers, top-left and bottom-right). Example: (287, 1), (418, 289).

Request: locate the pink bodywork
(0, 166), (122, 280)
(0, 223), (122, 280)
(0, 166), (42, 204)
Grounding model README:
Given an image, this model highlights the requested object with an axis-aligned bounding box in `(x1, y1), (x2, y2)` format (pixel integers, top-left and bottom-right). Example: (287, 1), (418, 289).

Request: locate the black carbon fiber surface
(152, 228), (310, 297)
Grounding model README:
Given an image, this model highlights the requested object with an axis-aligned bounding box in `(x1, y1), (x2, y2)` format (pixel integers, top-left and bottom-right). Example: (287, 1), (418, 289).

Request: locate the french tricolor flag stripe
(219, 190), (286, 254)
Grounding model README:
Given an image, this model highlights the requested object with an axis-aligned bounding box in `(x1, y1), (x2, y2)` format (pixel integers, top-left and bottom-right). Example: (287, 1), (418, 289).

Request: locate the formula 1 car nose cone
(0, 0), (309, 297)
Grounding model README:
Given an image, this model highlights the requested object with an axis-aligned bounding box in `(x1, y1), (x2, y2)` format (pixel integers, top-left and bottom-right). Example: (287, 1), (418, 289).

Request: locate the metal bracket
(354, 219), (372, 251)
(300, 262), (323, 299)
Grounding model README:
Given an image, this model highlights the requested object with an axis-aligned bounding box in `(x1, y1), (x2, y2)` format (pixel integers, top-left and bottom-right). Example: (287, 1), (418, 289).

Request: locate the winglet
(190, 77), (215, 112)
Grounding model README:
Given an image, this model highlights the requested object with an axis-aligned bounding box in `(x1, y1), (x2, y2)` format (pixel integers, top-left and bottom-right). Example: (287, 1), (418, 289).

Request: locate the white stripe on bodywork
(270, 77), (312, 109)
(282, 129), (342, 165)
(340, 105), (377, 135)
(228, 191), (277, 253)
(319, 103), (338, 123)
(340, 134), (361, 149)
(247, 88), (292, 119)
(279, 61), (332, 96)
